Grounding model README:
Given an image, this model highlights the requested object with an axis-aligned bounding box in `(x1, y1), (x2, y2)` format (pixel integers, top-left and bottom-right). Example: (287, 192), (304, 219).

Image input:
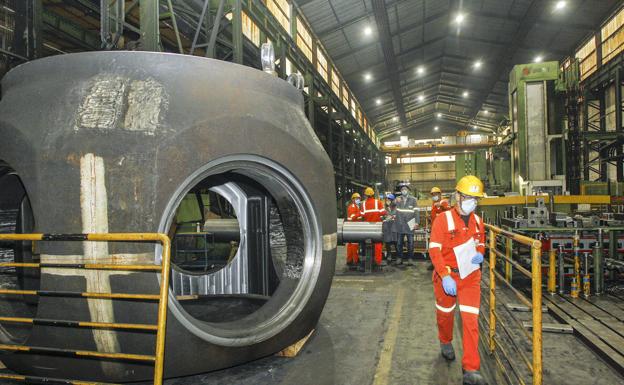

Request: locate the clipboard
(452, 238), (480, 279)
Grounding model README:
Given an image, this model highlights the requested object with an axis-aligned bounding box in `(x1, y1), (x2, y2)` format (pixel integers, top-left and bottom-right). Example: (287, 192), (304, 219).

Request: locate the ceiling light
(398, 130), (401, 134)
(418, 94), (425, 102)
(463, 91), (469, 98)
(393, 117), (398, 122)
(554, 1), (566, 11)
(434, 126), (439, 131)
(376, 98), (382, 105)
(483, 110), (489, 115)
(435, 151), (439, 154)
(417, 66), (425, 75)
(464, 150), (468, 153)
(534, 55), (543, 63)
(364, 26), (373, 36)
(454, 13), (465, 24)
(473, 60), (482, 69)
(473, 125), (477, 130)
(436, 113), (442, 118)
(364, 72), (372, 81)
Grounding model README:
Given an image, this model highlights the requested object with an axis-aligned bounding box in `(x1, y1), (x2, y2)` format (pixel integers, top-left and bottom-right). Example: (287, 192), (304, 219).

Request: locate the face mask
(461, 198), (477, 214)
(355, 199), (361, 205)
(432, 195), (440, 202)
(401, 189), (408, 196)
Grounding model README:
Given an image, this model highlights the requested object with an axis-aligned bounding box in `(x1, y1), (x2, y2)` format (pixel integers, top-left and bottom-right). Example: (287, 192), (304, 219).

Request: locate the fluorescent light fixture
(364, 26), (373, 36)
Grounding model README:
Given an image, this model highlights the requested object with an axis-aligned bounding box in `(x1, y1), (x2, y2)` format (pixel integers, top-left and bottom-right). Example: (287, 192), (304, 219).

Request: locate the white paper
(453, 238), (479, 279)
(407, 218), (416, 231)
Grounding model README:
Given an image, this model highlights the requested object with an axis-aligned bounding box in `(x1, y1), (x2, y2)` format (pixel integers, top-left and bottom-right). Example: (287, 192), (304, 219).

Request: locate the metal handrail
(0, 232), (172, 385)
(485, 224), (543, 385)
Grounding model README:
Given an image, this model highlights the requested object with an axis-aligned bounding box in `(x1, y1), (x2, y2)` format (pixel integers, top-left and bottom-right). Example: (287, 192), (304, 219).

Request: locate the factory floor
(1, 247), (622, 385)
(157, 247), (624, 385)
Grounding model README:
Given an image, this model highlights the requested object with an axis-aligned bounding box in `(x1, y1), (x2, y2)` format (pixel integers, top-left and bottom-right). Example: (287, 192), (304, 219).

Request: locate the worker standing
(395, 183), (419, 266)
(382, 193), (397, 264)
(346, 192), (363, 268)
(430, 186), (450, 224)
(362, 187), (386, 267)
(428, 175), (487, 385)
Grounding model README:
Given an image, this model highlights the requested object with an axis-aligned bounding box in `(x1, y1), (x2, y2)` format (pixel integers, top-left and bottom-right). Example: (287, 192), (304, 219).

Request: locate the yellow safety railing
(481, 224), (542, 385)
(0, 233), (171, 385)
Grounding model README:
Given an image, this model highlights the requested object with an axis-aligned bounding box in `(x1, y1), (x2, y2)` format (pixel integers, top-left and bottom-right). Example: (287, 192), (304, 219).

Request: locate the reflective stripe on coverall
(429, 209), (485, 371)
(362, 197), (386, 265)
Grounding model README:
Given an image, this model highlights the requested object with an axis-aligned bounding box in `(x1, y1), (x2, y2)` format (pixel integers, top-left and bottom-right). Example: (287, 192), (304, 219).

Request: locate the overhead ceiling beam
(372, 0), (407, 128)
(463, 0), (547, 128)
(312, 0), (408, 38)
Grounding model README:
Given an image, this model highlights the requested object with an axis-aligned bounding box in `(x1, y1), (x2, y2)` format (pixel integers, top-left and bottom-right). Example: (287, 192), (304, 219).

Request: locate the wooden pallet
(276, 329), (315, 358)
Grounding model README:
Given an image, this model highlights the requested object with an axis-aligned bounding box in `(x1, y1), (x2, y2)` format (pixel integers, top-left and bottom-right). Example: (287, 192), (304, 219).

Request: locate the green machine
(455, 151), (487, 183)
(509, 61), (566, 194)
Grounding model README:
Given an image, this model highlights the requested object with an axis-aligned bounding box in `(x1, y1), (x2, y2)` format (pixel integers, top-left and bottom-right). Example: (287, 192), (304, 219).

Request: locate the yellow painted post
(488, 229), (497, 353)
(531, 243), (543, 385)
(548, 249), (556, 294)
(153, 235), (171, 385)
(505, 237), (512, 282)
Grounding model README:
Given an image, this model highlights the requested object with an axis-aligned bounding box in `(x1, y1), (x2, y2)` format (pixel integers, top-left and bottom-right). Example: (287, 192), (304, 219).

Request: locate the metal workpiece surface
(0, 52), (336, 381)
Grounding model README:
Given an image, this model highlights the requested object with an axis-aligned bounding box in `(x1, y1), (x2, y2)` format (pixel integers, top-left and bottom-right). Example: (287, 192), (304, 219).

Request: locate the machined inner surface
(160, 156), (322, 345)
(0, 161), (37, 344)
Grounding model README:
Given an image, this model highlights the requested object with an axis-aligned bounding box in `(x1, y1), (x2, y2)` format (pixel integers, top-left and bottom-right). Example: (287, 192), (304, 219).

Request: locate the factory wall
(386, 161), (455, 195)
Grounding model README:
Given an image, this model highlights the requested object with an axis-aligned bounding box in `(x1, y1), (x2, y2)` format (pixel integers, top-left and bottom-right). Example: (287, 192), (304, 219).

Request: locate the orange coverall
(428, 209), (485, 372)
(362, 197), (387, 265)
(346, 202), (362, 264)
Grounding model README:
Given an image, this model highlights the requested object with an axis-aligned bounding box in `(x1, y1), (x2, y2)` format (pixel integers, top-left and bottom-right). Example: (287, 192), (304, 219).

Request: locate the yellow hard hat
(351, 192), (361, 200)
(431, 187), (442, 194)
(364, 187), (375, 196)
(456, 175), (485, 197)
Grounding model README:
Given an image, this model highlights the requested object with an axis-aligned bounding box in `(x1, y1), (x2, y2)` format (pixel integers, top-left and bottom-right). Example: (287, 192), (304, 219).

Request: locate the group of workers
(346, 183), (451, 268)
(346, 175), (488, 385)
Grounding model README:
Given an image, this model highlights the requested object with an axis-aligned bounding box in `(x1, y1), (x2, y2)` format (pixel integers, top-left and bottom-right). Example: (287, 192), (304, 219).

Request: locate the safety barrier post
(548, 248), (556, 295)
(505, 238), (512, 282)
(531, 243), (543, 385)
(488, 228), (497, 353)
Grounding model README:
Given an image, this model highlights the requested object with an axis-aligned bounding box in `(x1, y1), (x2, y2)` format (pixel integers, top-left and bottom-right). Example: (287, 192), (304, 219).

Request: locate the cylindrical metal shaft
(558, 246), (565, 295)
(594, 229), (603, 295)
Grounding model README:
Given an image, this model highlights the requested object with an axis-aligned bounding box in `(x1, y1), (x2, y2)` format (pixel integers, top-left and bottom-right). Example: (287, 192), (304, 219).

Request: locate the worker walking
(428, 175), (487, 385)
(346, 192), (363, 268)
(395, 183), (419, 266)
(362, 187), (386, 267)
(382, 193), (397, 264)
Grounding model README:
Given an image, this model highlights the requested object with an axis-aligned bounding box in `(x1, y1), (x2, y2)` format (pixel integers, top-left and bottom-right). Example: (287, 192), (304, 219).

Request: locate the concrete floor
(163, 251), (469, 385)
(160, 246), (624, 385)
(1, 246), (622, 385)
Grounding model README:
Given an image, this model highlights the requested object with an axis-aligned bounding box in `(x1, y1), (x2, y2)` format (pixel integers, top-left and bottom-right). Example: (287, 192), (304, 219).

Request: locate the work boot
(427, 262), (435, 271)
(463, 370), (487, 385)
(440, 342), (455, 361)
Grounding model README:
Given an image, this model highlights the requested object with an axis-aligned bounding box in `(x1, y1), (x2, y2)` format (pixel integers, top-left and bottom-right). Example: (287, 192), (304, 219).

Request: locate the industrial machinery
(0, 52), (340, 382)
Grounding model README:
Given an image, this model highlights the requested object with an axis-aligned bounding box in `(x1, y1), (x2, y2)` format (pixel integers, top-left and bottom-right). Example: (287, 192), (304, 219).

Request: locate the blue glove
(471, 252), (484, 264)
(442, 276), (457, 296)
